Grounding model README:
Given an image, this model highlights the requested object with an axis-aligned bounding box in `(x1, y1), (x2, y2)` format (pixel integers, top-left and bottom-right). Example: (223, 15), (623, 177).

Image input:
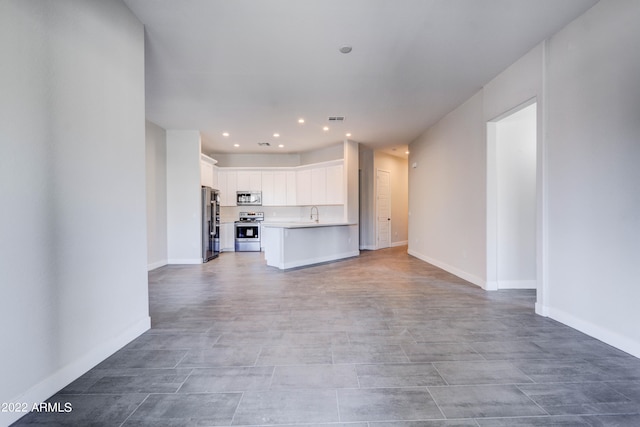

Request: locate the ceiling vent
(328, 116), (345, 122)
(257, 142), (271, 147)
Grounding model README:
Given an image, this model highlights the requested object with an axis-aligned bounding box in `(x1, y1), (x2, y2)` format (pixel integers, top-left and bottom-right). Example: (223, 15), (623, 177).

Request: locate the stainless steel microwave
(236, 191), (262, 206)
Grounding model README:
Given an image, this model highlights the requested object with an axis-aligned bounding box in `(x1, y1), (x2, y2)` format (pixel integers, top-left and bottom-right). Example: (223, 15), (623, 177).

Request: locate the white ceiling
(124, 0), (598, 159)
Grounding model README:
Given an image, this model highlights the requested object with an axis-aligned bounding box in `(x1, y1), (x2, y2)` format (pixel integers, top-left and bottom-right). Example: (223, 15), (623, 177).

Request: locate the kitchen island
(261, 222), (359, 270)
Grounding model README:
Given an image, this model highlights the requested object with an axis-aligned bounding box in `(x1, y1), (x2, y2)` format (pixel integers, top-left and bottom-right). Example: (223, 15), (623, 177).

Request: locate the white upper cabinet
(261, 171), (274, 205)
(200, 154), (218, 189)
(263, 170), (298, 206)
(218, 170), (237, 206)
(311, 167), (327, 205)
(325, 164), (343, 205)
(217, 160), (343, 207)
(285, 171), (297, 206)
(200, 160), (214, 188)
(296, 169), (312, 206)
(273, 171), (287, 206)
(211, 166), (219, 190)
(236, 171), (262, 191)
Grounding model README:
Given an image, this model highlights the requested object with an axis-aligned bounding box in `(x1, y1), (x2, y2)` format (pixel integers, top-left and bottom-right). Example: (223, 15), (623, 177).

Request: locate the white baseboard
(147, 259), (168, 271)
(360, 241), (407, 251)
(535, 302), (550, 317)
(545, 305), (640, 359)
(484, 281), (499, 291)
(407, 249), (488, 290)
(498, 279), (537, 289)
(2, 316), (150, 426)
(167, 258), (202, 265)
(280, 250), (360, 270)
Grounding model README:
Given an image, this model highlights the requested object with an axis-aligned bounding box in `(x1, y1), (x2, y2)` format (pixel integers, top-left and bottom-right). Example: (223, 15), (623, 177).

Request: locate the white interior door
(376, 169), (391, 249)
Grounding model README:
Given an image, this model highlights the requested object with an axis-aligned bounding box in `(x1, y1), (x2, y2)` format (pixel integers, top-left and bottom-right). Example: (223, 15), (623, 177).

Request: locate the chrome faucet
(310, 206), (319, 223)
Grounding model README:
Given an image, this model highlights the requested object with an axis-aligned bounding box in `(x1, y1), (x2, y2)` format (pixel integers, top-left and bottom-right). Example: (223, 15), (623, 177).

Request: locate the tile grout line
(118, 393), (151, 427)
(424, 385), (447, 420)
(174, 367), (195, 393)
(267, 365), (276, 390)
(228, 391), (245, 426)
(173, 350), (190, 370)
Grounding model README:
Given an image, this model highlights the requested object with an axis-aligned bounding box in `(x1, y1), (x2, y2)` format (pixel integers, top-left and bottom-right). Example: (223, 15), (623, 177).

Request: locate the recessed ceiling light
(233, 144), (239, 147)
(298, 118), (305, 124)
(346, 133), (352, 137)
(323, 126), (329, 131)
(273, 133), (280, 138)
(405, 151), (410, 155)
(278, 144), (284, 148)
(222, 132), (229, 137)
(339, 45), (353, 54)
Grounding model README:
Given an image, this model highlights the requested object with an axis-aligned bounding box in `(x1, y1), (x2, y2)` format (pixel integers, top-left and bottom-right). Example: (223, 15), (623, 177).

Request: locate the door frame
(376, 168), (392, 249)
(486, 97), (547, 311)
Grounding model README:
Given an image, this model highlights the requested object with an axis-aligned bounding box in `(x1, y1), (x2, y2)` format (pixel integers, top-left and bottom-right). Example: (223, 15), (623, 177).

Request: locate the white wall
(374, 152), (409, 247)
(495, 104), (537, 288)
(300, 143), (344, 165)
(409, 0), (640, 357)
(146, 120), (168, 270)
(166, 130), (203, 263)
(544, 0), (640, 356)
(408, 92), (487, 287)
(0, 1), (149, 424)
(212, 153), (302, 168)
(212, 143), (344, 168)
(409, 44), (544, 290)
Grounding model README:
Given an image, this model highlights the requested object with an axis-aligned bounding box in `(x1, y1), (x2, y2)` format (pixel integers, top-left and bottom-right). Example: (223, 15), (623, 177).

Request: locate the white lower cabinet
(220, 222), (235, 252)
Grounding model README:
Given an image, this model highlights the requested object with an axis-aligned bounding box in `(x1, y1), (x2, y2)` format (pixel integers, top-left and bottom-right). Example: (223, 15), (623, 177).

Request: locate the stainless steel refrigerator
(201, 186), (220, 262)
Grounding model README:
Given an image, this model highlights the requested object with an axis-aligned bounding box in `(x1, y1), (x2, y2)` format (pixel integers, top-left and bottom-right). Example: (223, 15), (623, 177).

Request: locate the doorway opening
(487, 101), (537, 291)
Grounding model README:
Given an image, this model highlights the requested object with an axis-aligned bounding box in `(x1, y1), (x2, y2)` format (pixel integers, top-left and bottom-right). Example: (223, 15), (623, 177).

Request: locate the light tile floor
(13, 247), (640, 426)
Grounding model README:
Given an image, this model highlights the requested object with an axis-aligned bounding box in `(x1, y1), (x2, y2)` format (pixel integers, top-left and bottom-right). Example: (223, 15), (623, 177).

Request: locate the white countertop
(261, 221), (356, 229)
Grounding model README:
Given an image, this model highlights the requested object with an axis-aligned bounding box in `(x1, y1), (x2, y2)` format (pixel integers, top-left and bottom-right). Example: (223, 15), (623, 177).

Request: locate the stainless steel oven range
(234, 211), (264, 252)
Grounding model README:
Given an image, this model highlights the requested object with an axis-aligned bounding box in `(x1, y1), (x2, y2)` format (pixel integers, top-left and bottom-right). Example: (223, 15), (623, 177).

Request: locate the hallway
(14, 247), (640, 426)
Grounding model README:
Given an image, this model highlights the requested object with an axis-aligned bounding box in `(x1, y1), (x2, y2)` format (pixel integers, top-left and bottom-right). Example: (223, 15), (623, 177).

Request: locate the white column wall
(545, 0), (640, 356)
(344, 140), (360, 225)
(0, 1), (149, 424)
(146, 120), (168, 270)
(358, 146), (376, 250)
(166, 130), (203, 264)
